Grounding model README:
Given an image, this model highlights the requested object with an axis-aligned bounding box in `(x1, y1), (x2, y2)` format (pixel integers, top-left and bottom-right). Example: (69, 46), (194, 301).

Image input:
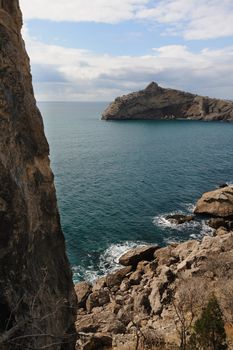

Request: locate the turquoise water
(40, 102), (233, 282)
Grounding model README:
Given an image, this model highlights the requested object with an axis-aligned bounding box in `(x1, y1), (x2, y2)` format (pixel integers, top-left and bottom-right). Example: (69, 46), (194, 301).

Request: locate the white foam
(183, 202), (196, 213)
(99, 241), (146, 274)
(200, 220), (215, 236)
(73, 241), (146, 283)
(153, 211), (200, 231)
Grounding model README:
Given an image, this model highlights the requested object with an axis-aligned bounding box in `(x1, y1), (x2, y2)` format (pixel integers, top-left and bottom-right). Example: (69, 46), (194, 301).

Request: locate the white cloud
(137, 0), (233, 40)
(22, 27), (233, 101)
(20, 0), (149, 24)
(20, 0), (233, 40)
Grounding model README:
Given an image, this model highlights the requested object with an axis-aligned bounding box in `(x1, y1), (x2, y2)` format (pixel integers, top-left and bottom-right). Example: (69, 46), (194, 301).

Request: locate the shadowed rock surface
(0, 1), (76, 349)
(102, 82), (233, 121)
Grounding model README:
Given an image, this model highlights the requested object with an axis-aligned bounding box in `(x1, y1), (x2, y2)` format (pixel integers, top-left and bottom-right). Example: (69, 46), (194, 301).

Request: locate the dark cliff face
(102, 82), (233, 121)
(0, 1), (76, 349)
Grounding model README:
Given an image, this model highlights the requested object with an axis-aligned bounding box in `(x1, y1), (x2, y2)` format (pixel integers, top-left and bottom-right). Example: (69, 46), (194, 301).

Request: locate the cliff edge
(102, 82), (233, 121)
(0, 1), (76, 349)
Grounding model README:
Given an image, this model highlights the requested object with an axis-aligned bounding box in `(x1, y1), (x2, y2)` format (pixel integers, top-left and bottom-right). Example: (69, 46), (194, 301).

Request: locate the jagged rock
(133, 288), (151, 315)
(106, 266), (132, 288)
(219, 183), (228, 188)
(195, 185), (233, 217)
(102, 82), (233, 121)
(75, 282), (92, 308)
(166, 214), (194, 225)
(215, 227), (229, 237)
(119, 245), (159, 267)
(208, 218), (233, 231)
(76, 188), (233, 350)
(76, 315), (98, 333)
(0, 2), (76, 349)
(81, 333), (112, 350)
(92, 276), (107, 292)
(86, 290), (110, 313)
(208, 218), (227, 229)
(129, 270), (143, 285)
(76, 232), (233, 349)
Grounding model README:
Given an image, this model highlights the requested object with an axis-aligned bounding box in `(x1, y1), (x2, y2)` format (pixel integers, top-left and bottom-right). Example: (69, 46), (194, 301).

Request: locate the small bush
(188, 295), (227, 350)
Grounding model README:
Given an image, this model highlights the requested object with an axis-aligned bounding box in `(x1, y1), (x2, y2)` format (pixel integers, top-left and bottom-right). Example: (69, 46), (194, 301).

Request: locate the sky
(20, 0), (233, 101)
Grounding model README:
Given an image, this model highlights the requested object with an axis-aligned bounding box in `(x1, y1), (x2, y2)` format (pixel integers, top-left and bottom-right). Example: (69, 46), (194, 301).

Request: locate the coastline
(75, 185), (233, 350)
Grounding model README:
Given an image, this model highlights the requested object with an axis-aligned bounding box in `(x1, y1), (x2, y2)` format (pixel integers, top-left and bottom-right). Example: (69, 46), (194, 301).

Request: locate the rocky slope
(102, 82), (233, 121)
(0, 1), (76, 349)
(75, 185), (233, 350)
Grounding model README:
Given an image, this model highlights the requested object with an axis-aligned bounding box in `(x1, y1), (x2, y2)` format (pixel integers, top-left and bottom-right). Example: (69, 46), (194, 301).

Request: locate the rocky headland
(75, 185), (233, 350)
(0, 1), (76, 349)
(102, 82), (233, 121)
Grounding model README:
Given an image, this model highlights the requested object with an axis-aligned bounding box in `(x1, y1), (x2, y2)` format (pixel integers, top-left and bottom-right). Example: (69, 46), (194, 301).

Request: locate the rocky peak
(144, 81), (161, 93)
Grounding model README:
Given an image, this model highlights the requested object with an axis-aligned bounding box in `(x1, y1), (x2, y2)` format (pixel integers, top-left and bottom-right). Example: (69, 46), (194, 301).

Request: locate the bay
(39, 102), (233, 282)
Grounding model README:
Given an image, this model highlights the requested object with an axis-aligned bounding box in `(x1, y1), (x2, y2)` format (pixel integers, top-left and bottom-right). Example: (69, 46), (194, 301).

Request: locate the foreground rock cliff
(102, 82), (233, 121)
(76, 185), (233, 349)
(0, 1), (76, 349)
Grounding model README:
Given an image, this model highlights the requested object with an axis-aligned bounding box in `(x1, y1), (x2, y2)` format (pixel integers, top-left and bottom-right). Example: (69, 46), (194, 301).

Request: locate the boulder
(195, 185), (233, 217)
(86, 290), (110, 313)
(75, 281), (92, 308)
(119, 245), (159, 267)
(219, 183), (228, 188)
(92, 276), (107, 292)
(165, 214), (194, 225)
(82, 333), (112, 350)
(208, 218), (228, 229)
(106, 266), (132, 288)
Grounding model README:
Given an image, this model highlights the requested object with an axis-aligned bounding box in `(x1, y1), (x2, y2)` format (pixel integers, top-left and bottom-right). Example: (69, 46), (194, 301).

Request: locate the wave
(152, 211), (200, 232)
(153, 201), (215, 244)
(72, 241), (146, 284)
(73, 203), (215, 284)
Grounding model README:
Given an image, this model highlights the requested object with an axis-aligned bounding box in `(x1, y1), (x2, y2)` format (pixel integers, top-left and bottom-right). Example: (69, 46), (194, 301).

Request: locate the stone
(133, 288), (151, 315)
(215, 227), (229, 237)
(102, 82), (233, 121)
(149, 280), (164, 315)
(81, 333), (112, 350)
(75, 282), (92, 308)
(76, 233), (233, 350)
(92, 276), (107, 292)
(0, 2), (76, 349)
(129, 270), (143, 285)
(119, 245), (159, 267)
(76, 314), (98, 333)
(194, 185), (233, 217)
(219, 183), (228, 188)
(106, 266), (132, 288)
(208, 218), (228, 229)
(86, 290), (110, 313)
(165, 214), (194, 225)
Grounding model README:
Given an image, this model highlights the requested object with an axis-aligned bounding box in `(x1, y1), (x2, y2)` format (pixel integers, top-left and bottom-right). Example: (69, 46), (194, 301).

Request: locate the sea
(39, 101), (233, 283)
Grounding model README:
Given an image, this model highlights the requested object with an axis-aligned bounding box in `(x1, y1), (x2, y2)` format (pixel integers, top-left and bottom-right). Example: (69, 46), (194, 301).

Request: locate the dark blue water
(39, 102), (233, 282)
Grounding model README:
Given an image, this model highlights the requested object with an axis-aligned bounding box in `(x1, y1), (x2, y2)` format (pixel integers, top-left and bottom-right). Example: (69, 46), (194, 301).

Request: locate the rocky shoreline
(102, 82), (233, 122)
(75, 185), (233, 350)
